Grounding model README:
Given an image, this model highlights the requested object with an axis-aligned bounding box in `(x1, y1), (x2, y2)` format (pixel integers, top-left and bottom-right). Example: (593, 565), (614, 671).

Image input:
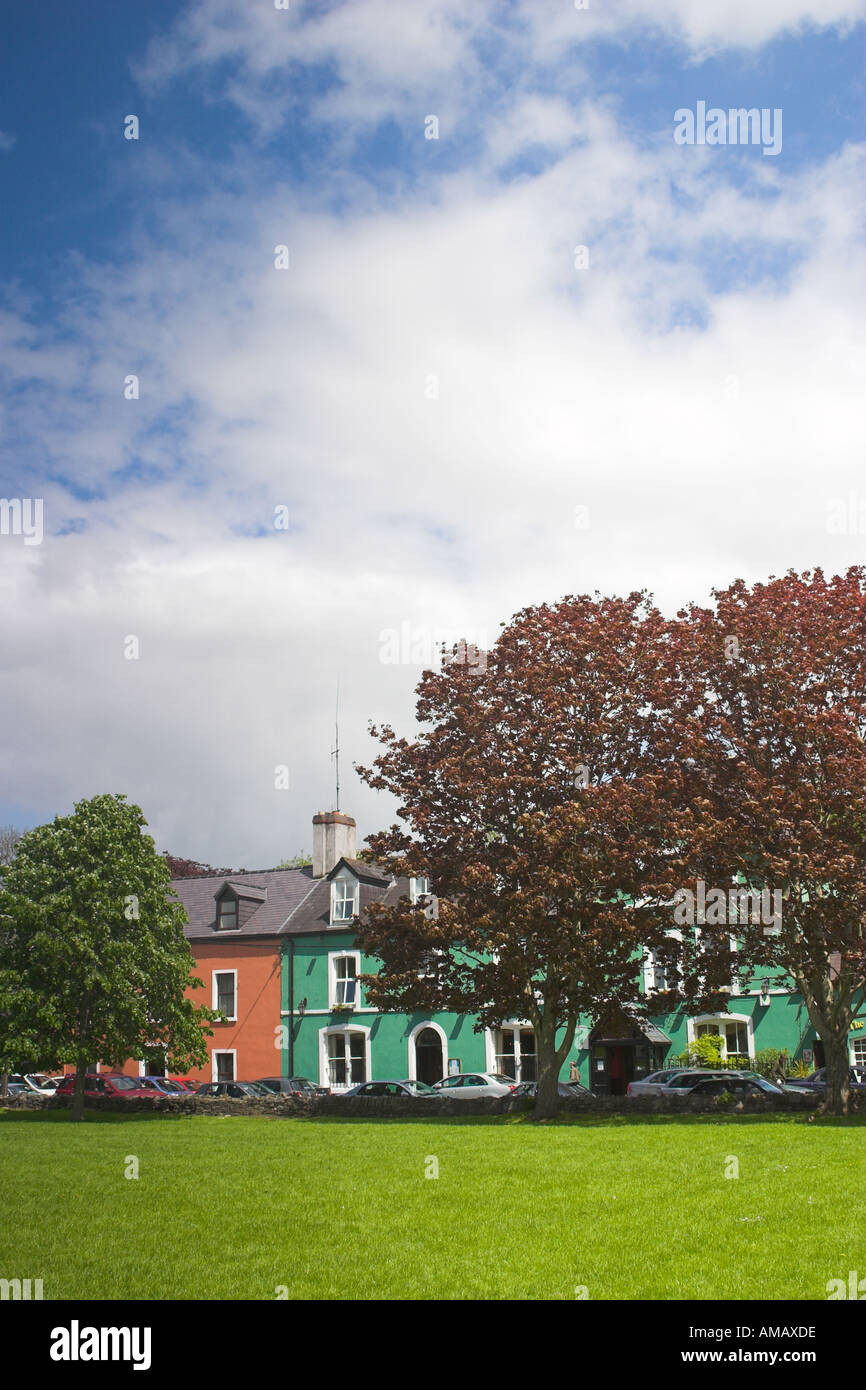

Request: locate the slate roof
(170, 860), (406, 940)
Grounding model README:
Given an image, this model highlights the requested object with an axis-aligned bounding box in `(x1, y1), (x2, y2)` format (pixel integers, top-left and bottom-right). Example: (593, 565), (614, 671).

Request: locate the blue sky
(0, 0), (864, 863)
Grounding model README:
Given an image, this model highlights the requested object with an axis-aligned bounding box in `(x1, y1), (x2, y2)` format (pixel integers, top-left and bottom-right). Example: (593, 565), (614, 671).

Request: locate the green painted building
(275, 812), (862, 1095)
(174, 810), (865, 1093)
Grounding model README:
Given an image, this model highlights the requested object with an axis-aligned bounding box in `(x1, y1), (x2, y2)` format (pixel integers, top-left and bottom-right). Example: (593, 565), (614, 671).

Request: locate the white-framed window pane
(333, 880), (356, 921)
(215, 1052), (234, 1081)
(495, 1029), (516, 1077)
(215, 972), (236, 1016)
(327, 1034), (347, 1086)
(335, 956), (357, 1005)
(328, 1031), (365, 1087)
(349, 1033), (365, 1083)
(519, 1028), (537, 1082)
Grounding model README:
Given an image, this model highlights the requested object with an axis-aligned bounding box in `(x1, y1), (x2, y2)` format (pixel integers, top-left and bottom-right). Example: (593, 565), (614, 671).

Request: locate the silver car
(628, 1069), (731, 1096)
(432, 1072), (516, 1098)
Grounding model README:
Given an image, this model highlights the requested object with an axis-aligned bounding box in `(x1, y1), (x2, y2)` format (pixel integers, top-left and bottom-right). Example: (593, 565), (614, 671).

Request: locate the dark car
(688, 1076), (786, 1098)
(195, 1081), (273, 1099)
(54, 1074), (155, 1100)
(255, 1077), (329, 1098)
(783, 1067), (866, 1094)
(510, 1080), (596, 1100)
(343, 1080), (438, 1098)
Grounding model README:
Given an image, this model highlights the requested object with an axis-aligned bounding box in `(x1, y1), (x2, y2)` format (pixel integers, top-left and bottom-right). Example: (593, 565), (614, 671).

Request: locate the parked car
(139, 1076), (190, 1096)
(628, 1069), (733, 1097)
(431, 1072), (516, 1098)
(256, 1077), (329, 1097)
(195, 1081), (273, 1099)
(23, 1073), (58, 1096)
(344, 1079), (438, 1098)
(783, 1067), (866, 1094)
(5, 1073), (57, 1096)
(509, 1080), (595, 1100)
(626, 1069), (691, 1096)
(167, 1078), (199, 1093)
(54, 1074), (155, 1100)
(2, 1081), (29, 1096)
(688, 1076), (786, 1098)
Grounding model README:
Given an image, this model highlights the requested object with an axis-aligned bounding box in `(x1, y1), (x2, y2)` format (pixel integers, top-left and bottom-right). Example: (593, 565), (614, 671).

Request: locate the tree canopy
(0, 794), (216, 1119)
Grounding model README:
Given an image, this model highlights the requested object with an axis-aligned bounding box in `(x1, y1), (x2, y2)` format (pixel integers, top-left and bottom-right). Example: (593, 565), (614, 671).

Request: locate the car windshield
(404, 1081), (435, 1093)
(111, 1077), (139, 1091)
(489, 1074), (514, 1083)
(26, 1075), (54, 1089)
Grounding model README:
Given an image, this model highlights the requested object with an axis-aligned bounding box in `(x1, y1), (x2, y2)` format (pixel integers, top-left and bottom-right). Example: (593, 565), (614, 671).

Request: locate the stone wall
(1, 1088), (848, 1118)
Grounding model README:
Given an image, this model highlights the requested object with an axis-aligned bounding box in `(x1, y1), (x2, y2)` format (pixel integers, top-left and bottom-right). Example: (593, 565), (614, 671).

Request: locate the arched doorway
(414, 1026), (445, 1085)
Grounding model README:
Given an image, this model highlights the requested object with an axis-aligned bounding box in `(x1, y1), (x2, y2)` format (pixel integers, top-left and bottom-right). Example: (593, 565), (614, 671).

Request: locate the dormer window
(216, 895), (238, 931)
(331, 874), (358, 925)
(409, 875), (431, 904)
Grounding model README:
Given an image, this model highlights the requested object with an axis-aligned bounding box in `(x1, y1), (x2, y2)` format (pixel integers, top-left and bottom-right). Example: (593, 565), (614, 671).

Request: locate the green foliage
(273, 853), (313, 869)
(0, 794), (216, 1081)
(686, 1033), (724, 1067)
(753, 1048), (784, 1079)
(788, 1058), (812, 1078)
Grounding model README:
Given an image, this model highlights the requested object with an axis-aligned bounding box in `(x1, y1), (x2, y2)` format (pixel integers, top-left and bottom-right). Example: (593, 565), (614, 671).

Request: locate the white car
(432, 1072), (516, 1098)
(7, 1073), (57, 1097)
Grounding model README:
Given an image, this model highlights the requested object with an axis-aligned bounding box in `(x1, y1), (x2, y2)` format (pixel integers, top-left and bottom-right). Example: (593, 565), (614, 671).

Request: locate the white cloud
(2, 9), (865, 863)
(0, 130), (16, 152)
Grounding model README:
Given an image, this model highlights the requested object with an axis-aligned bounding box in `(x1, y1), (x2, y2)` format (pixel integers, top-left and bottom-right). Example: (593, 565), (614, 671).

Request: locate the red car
(54, 1074), (155, 1100)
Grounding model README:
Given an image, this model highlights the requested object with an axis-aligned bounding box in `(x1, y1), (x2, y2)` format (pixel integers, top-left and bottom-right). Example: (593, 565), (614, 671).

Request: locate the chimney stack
(312, 811), (357, 878)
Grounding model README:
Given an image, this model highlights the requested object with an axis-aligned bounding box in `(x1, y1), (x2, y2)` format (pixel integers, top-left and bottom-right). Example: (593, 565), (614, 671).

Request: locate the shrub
(753, 1048), (783, 1078)
(685, 1033), (724, 1068)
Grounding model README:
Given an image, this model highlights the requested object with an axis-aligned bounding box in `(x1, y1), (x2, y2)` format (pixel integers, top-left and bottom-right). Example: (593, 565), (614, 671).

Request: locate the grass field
(1, 1108), (864, 1300)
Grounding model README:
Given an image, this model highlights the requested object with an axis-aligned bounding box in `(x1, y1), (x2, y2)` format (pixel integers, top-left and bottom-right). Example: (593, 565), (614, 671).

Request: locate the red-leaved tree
(355, 592), (688, 1118)
(668, 568), (866, 1115)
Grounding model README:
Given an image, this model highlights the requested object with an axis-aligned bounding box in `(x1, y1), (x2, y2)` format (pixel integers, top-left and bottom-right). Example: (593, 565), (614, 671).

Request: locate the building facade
(104, 809), (865, 1092)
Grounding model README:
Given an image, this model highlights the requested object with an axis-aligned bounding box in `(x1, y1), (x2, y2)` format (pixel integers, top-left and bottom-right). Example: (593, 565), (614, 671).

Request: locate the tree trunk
(70, 1050), (89, 1123)
(533, 1014), (577, 1120)
(0, 1073), (8, 1100)
(820, 1033), (850, 1117)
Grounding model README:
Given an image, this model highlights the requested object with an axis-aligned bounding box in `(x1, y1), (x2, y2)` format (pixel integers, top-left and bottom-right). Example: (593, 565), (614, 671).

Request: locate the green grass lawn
(1, 1108), (863, 1300)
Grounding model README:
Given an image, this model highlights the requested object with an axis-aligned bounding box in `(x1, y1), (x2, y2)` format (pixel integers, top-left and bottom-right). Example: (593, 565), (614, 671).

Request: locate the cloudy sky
(1, 0), (864, 867)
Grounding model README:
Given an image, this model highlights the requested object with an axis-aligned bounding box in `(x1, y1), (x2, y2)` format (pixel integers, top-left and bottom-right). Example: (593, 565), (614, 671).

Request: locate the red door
(609, 1046), (626, 1095)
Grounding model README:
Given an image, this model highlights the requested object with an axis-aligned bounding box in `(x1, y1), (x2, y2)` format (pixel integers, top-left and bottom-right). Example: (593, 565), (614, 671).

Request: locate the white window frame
(406, 1020), (449, 1081)
(212, 968), (238, 1022)
(319, 1025), (371, 1092)
(688, 1012), (753, 1060)
(642, 929), (682, 994)
(409, 875), (431, 905)
(330, 873), (359, 926)
(328, 951), (361, 1009)
(485, 1022), (537, 1082)
(211, 1049), (237, 1082)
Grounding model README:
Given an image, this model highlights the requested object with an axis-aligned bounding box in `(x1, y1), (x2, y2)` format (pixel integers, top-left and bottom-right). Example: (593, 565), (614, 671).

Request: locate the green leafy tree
(0, 794), (216, 1121)
(273, 853), (313, 869)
